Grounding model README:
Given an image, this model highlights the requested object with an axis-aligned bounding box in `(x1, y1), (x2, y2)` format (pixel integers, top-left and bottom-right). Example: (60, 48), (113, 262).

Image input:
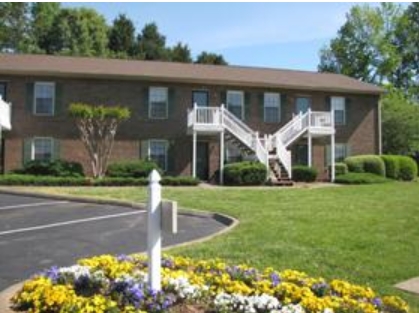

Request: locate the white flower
(58, 265), (90, 280)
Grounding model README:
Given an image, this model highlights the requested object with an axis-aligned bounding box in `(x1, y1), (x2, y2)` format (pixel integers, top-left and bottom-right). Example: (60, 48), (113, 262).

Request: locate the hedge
(344, 155), (386, 176)
(13, 160), (84, 177)
(0, 175), (199, 186)
(380, 155), (400, 179)
(328, 162), (348, 176)
(398, 156), (418, 181)
(292, 166), (318, 182)
(223, 161), (267, 186)
(106, 160), (161, 178)
(335, 173), (389, 185)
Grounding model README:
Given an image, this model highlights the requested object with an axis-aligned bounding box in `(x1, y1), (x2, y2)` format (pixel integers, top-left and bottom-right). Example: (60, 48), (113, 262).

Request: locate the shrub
(380, 155), (400, 179)
(398, 156), (418, 181)
(0, 174), (88, 186)
(335, 173), (389, 185)
(106, 160), (161, 178)
(292, 166), (318, 182)
(0, 174), (199, 187)
(223, 161), (267, 186)
(344, 155), (386, 176)
(13, 160), (84, 177)
(329, 162), (348, 176)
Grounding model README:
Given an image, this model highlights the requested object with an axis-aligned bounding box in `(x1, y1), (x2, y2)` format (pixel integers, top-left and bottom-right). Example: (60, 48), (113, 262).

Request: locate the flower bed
(11, 254), (408, 313)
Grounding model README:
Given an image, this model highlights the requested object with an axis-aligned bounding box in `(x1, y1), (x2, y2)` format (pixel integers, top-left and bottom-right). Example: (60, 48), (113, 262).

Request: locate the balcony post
(331, 133), (335, 182)
(220, 103), (225, 125)
(308, 132), (312, 167)
(219, 130), (225, 185)
(192, 130), (197, 178)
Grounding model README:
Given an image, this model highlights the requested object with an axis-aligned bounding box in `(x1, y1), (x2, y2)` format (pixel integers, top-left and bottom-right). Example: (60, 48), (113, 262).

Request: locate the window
(295, 97), (310, 114)
(264, 93), (281, 123)
(326, 143), (350, 165)
(225, 143), (242, 163)
(149, 140), (168, 171)
(149, 87), (168, 119)
(0, 82), (6, 101)
(34, 82), (55, 115)
(227, 91), (244, 120)
(192, 90), (209, 107)
(32, 138), (53, 161)
(331, 96), (346, 125)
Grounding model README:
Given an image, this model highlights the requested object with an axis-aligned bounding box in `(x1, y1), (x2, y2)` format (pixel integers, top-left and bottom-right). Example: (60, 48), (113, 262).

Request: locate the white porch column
(192, 131), (197, 178)
(219, 130), (225, 185)
(331, 133), (335, 182)
(308, 132), (312, 167)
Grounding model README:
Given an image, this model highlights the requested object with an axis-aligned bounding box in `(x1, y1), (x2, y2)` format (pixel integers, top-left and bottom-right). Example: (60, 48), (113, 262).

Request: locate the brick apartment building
(0, 54), (383, 183)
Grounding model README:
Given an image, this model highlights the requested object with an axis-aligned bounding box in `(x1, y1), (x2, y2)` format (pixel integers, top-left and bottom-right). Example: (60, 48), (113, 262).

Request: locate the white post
(308, 132), (312, 167)
(192, 131), (197, 178)
(220, 130), (224, 185)
(147, 170), (162, 291)
(331, 133), (335, 182)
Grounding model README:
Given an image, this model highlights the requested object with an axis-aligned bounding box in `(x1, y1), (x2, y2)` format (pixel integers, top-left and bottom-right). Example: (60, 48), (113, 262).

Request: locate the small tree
(69, 103), (131, 178)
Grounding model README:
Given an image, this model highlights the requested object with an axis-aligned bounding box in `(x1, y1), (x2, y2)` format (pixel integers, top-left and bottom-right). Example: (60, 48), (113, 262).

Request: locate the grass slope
(15, 183), (419, 311)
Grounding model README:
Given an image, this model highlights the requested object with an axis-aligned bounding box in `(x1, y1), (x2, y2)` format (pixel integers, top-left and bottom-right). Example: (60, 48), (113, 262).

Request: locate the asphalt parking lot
(0, 193), (227, 291)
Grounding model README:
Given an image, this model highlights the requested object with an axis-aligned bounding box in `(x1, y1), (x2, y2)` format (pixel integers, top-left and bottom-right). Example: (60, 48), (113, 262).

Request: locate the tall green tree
(169, 42), (192, 63)
(31, 2), (61, 53)
(195, 51), (228, 65)
(108, 14), (136, 57)
(0, 3), (31, 52)
(381, 87), (419, 154)
(318, 3), (403, 85)
(136, 23), (169, 60)
(48, 8), (109, 57)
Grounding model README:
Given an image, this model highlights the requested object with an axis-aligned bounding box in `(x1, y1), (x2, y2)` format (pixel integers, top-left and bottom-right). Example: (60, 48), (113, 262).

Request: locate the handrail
(0, 96), (12, 130)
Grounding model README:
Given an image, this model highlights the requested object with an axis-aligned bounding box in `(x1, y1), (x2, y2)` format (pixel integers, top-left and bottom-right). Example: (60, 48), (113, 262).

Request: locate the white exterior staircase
(187, 105), (334, 184)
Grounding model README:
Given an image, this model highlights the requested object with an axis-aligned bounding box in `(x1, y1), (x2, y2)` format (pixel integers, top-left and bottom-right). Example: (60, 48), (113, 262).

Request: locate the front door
(192, 90), (209, 107)
(197, 142), (209, 181)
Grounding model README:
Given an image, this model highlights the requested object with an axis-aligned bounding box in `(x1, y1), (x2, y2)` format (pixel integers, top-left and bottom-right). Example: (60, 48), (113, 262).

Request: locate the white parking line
(0, 211), (145, 236)
(0, 201), (69, 211)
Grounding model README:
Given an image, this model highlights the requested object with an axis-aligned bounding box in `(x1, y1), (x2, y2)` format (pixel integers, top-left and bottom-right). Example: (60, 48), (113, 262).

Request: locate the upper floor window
(264, 93), (281, 123)
(149, 139), (168, 171)
(331, 96), (346, 125)
(149, 87), (168, 119)
(227, 90), (244, 120)
(295, 97), (311, 114)
(32, 137), (53, 161)
(34, 82), (55, 115)
(0, 82), (6, 101)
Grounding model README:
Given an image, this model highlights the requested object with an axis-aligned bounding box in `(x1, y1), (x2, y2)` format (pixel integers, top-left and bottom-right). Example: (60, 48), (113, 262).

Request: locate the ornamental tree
(69, 103), (131, 178)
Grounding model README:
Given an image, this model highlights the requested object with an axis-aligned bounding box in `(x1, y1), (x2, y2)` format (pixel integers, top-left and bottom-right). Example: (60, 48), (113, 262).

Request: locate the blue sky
(64, 2), (379, 71)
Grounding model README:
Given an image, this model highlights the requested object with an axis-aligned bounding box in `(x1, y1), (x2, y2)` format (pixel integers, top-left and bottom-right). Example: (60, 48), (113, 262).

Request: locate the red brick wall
(0, 75), (380, 179)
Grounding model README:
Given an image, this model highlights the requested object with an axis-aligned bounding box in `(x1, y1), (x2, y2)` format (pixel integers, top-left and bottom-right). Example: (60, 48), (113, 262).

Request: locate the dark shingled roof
(0, 54), (383, 95)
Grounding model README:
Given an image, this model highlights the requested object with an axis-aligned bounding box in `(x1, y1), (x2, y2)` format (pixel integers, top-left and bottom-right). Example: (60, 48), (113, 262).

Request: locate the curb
(0, 188), (239, 313)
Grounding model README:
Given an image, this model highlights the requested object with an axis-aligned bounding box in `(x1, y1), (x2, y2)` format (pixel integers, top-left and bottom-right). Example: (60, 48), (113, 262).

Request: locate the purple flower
(43, 266), (60, 282)
(271, 272), (281, 287)
(117, 254), (132, 262)
(372, 297), (383, 308)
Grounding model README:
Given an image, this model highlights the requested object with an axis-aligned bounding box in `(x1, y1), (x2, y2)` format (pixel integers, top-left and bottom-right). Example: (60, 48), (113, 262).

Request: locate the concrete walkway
(395, 277), (419, 295)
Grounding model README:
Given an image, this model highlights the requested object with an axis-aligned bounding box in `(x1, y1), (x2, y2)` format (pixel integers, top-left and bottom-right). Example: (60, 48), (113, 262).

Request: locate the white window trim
(34, 82), (55, 116)
(331, 96), (346, 125)
(148, 87), (168, 119)
(31, 137), (54, 161)
(226, 90), (244, 120)
(263, 92), (281, 123)
(148, 139), (169, 171)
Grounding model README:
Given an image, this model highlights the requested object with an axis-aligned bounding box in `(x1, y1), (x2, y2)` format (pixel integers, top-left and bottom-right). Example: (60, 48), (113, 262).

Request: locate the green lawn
(13, 183), (419, 311)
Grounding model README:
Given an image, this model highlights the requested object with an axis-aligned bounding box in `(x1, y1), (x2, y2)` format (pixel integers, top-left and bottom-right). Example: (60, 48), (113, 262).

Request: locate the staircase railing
(274, 111), (310, 147)
(0, 95), (11, 130)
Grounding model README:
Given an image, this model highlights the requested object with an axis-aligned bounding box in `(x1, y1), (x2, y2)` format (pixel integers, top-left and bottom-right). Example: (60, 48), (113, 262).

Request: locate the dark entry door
(197, 142), (209, 181)
(0, 82), (6, 100)
(192, 90), (209, 107)
(293, 144), (308, 166)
